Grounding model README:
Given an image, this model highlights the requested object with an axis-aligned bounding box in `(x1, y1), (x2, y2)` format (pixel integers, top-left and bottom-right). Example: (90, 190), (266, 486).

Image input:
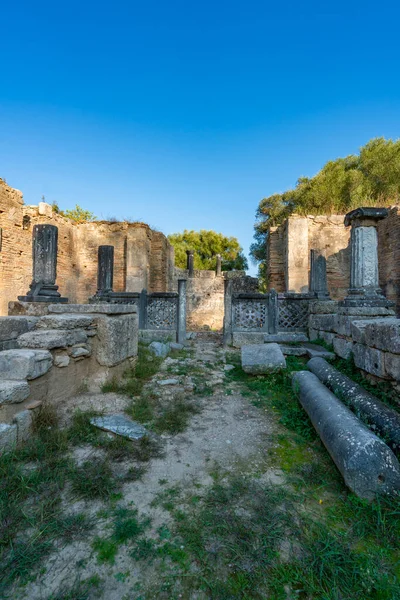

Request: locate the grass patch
(153, 396), (200, 434)
(69, 458), (119, 500)
(46, 575), (103, 600)
(102, 343), (164, 396)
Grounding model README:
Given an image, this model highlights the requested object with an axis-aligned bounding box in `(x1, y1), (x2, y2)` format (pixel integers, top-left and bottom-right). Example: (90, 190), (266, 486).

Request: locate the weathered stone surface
(241, 343), (286, 374)
(90, 414), (146, 440)
(54, 354), (70, 368)
(350, 320), (373, 344)
(361, 318), (400, 354)
(149, 341), (170, 358)
(308, 314), (336, 332)
(18, 329), (87, 349)
(224, 364), (235, 371)
(8, 301), (51, 317)
(95, 314), (138, 367)
(264, 333), (309, 343)
(170, 342), (184, 352)
(333, 337), (353, 359)
(304, 343), (335, 360)
(0, 316), (38, 342)
(13, 410), (33, 443)
(353, 344), (388, 379)
(232, 332), (265, 348)
(0, 423), (17, 451)
(384, 353), (400, 381)
(308, 357), (400, 450)
(37, 314), (94, 330)
(0, 380), (30, 404)
(279, 345), (307, 356)
(339, 306), (395, 316)
(157, 378), (179, 386)
(335, 315), (354, 337)
(0, 349), (53, 380)
(317, 331), (335, 346)
(292, 370), (400, 499)
(49, 304), (137, 315)
(70, 347), (90, 359)
(309, 300), (338, 314)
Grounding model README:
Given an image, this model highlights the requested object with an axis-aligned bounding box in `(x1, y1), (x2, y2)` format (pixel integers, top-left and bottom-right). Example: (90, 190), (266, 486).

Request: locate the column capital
(344, 207), (388, 228)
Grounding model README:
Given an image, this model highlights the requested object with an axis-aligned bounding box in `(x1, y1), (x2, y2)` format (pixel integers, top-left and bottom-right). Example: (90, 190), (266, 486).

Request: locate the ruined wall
(172, 269), (259, 330)
(0, 179), (173, 315)
(267, 214), (351, 299)
(377, 207), (400, 314)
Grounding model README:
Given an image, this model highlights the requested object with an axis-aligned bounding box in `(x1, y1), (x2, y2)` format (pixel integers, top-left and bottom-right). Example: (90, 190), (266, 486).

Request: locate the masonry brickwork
(0, 179), (174, 315)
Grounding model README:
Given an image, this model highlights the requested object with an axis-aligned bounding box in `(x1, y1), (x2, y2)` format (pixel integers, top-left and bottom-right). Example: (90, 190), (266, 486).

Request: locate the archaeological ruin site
(1, 175), (400, 599)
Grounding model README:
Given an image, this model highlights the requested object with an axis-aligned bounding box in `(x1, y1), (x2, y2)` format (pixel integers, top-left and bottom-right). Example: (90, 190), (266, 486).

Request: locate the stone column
(186, 250), (194, 278)
(216, 254), (222, 277)
(223, 278), (233, 346)
(97, 245), (114, 295)
(341, 208), (391, 307)
(177, 279), (187, 344)
(18, 224), (68, 302)
(309, 249), (330, 300)
(268, 288), (278, 333)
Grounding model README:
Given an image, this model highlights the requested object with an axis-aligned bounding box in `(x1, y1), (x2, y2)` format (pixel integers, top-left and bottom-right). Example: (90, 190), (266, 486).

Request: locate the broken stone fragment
(241, 343), (286, 375)
(157, 379), (179, 386)
(17, 329), (87, 350)
(149, 341), (170, 358)
(54, 354), (70, 368)
(90, 414), (147, 440)
(0, 349), (53, 380)
(0, 380), (30, 404)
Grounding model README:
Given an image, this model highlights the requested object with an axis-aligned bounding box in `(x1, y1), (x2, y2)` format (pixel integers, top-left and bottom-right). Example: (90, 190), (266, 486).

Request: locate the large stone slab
(304, 343), (335, 360)
(308, 314), (336, 332)
(264, 333), (308, 343)
(232, 332), (265, 348)
(309, 300), (338, 314)
(90, 414), (146, 440)
(353, 343), (388, 379)
(49, 304), (137, 315)
(241, 343), (286, 374)
(17, 329), (87, 349)
(0, 349), (53, 380)
(0, 316), (38, 342)
(0, 380), (30, 404)
(361, 318), (400, 354)
(384, 352), (400, 381)
(36, 314), (94, 330)
(279, 345), (307, 356)
(333, 337), (353, 359)
(292, 370), (400, 500)
(95, 314), (138, 367)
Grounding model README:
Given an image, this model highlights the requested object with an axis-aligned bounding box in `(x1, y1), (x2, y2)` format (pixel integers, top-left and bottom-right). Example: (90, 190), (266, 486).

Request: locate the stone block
(353, 343), (388, 379)
(0, 380), (30, 404)
(335, 315), (353, 337)
(317, 331), (335, 346)
(309, 300), (338, 314)
(232, 332), (265, 348)
(36, 314), (94, 330)
(8, 301), (51, 316)
(333, 337), (353, 360)
(350, 320), (373, 344)
(13, 410), (33, 443)
(384, 353), (400, 381)
(54, 354), (70, 368)
(0, 316), (38, 342)
(70, 347), (90, 359)
(49, 304), (137, 315)
(304, 343), (335, 360)
(95, 314), (138, 367)
(309, 329), (318, 341)
(264, 333), (309, 343)
(241, 343), (286, 374)
(279, 345), (307, 356)
(338, 306), (395, 317)
(17, 329), (87, 349)
(38, 201), (53, 217)
(0, 423), (17, 451)
(149, 341), (170, 357)
(362, 318), (400, 354)
(308, 314), (336, 332)
(0, 349), (52, 380)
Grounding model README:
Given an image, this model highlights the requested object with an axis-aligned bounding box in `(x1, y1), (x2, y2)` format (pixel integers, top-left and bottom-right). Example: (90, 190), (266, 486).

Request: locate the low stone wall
(309, 301), (400, 390)
(0, 304), (138, 450)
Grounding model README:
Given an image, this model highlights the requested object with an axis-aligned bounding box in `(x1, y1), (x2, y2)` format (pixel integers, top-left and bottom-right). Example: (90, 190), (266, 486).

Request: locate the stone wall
(0, 304), (138, 450)
(172, 269), (259, 331)
(309, 300), (400, 391)
(0, 179), (174, 315)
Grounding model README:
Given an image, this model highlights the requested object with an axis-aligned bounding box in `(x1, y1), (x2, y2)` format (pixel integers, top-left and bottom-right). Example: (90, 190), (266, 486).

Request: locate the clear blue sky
(1, 1), (400, 274)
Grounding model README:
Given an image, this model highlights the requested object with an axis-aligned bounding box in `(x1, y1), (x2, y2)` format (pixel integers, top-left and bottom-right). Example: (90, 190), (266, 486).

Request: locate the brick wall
(0, 179), (173, 314)
(377, 207), (400, 314)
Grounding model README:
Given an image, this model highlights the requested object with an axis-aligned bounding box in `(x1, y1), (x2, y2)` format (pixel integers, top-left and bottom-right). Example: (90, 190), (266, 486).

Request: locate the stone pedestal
(186, 250), (194, 278)
(310, 249), (330, 300)
(18, 225), (68, 303)
(341, 208), (392, 308)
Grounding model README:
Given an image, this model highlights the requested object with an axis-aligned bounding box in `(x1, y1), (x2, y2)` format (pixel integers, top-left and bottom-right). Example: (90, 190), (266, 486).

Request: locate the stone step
(0, 349), (52, 380)
(18, 329), (87, 350)
(36, 314), (95, 330)
(279, 345), (307, 356)
(303, 342), (335, 360)
(264, 333), (309, 344)
(0, 380), (30, 404)
(48, 304), (137, 315)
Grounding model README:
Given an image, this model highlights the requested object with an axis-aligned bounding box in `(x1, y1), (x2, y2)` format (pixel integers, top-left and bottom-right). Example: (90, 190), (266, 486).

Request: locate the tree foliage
(52, 202), (97, 223)
(168, 229), (248, 271)
(251, 137), (400, 284)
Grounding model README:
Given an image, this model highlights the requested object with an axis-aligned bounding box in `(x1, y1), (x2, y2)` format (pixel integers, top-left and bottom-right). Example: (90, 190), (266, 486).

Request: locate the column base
(18, 295), (68, 303)
(340, 288), (394, 308)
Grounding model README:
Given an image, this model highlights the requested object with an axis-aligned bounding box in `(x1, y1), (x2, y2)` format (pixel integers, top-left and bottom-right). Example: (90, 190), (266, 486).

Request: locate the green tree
(168, 229), (248, 271)
(251, 137), (400, 286)
(58, 204), (97, 223)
